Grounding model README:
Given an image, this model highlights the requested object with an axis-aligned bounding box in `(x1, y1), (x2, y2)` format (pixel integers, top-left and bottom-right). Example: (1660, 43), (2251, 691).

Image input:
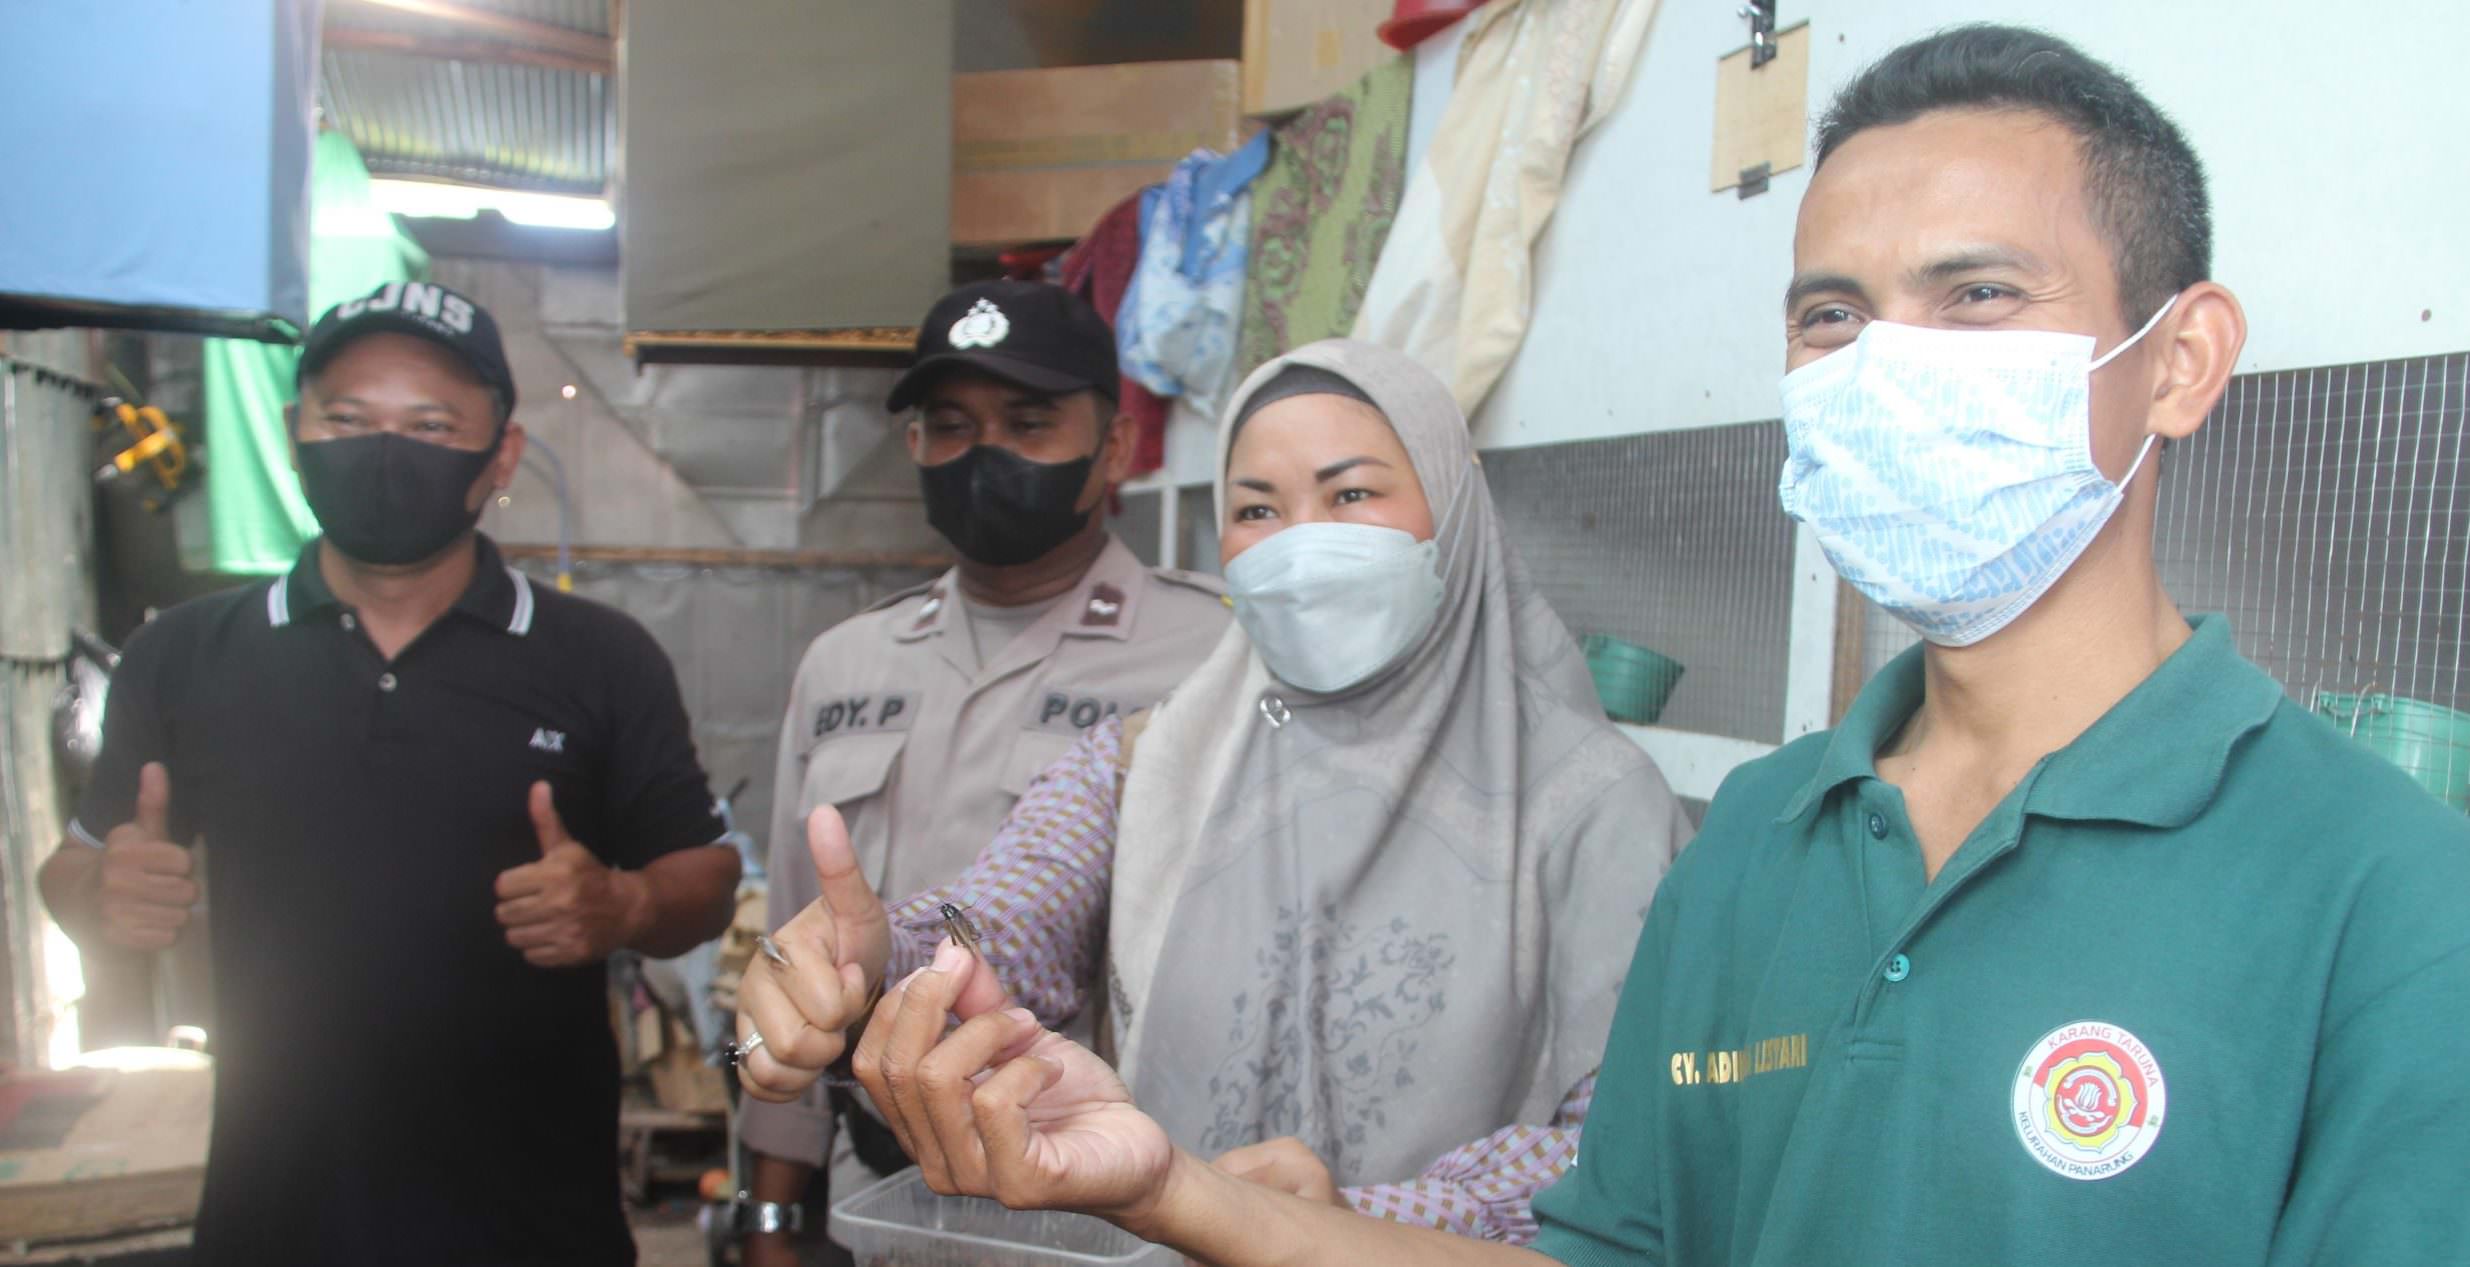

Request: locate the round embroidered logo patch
(2011, 1020), (2167, 1181)
(948, 298), (1011, 349)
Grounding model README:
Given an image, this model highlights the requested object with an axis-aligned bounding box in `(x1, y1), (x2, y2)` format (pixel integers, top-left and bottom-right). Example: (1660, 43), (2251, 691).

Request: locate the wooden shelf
(622, 326), (918, 369)
(499, 543), (951, 572)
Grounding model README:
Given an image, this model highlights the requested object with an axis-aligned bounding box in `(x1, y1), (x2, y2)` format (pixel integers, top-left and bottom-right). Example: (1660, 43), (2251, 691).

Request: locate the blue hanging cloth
(1117, 130), (1275, 419)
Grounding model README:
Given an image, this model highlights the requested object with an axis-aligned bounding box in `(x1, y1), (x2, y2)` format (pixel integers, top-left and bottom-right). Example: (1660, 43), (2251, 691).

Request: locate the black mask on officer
(918, 436), (1104, 568)
(296, 429), (500, 567)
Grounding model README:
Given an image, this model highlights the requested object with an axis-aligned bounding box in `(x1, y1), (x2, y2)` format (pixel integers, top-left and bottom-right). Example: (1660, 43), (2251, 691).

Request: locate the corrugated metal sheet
(0, 334), (104, 663)
(319, 0), (613, 194)
(319, 48), (610, 194)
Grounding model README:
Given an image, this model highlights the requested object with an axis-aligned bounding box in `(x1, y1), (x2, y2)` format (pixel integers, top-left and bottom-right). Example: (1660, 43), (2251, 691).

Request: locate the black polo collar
(268, 534), (536, 636)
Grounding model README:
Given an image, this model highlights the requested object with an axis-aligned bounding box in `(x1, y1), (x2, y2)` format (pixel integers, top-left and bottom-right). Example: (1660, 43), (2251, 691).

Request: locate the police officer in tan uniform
(739, 281), (1228, 1265)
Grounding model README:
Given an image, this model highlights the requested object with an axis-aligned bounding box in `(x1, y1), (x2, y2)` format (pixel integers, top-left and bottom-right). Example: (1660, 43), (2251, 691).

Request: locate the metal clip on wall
(1739, 0), (1779, 69)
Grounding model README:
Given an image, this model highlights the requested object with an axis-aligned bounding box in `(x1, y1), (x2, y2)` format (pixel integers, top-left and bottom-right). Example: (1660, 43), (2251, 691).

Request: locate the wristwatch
(736, 1198), (803, 1236)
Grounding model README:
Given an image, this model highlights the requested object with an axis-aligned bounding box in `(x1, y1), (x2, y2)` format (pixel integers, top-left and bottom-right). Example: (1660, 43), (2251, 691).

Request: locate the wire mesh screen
(1483, 422), (1796, 743)
(1110, 492), (1165, 567)
(1112, 485), (1224, 575)
(2167, 353), (2470, 705)
(1857, 350), (2470, 805)
(1180, 486), (1224, 574)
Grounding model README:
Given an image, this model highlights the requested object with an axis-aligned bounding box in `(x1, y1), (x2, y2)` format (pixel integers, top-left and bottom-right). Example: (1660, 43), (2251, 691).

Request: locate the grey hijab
(1108, 339), (1688, 1185)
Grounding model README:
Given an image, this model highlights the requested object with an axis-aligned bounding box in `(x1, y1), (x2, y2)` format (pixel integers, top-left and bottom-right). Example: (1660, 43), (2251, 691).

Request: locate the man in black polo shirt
(37, 280), (741, 1266)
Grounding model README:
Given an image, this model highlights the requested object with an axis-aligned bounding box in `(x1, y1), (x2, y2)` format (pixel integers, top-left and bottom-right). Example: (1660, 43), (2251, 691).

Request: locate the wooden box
(0, 1065), (210, 1245)
(952, 59), (1243, 246)
(645, 1014), (729, 1115)
(1241, 0), (1398, 117)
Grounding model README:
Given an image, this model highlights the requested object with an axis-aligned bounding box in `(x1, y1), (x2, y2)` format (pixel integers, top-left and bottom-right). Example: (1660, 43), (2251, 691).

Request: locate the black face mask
(919, 442), (1099, 567)
(296, 432), (498, 566)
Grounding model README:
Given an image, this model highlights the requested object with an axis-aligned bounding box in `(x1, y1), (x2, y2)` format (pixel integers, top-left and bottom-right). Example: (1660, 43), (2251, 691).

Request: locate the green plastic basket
(2312, 689), (2470, 812)
(1582, 634), (1685, 726)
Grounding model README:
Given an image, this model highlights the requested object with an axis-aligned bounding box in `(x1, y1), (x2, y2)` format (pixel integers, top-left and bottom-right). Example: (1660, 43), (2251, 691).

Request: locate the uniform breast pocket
(1000, 732), (1080, 799)
(800, 733), (907, 890)
(802, 733), (907, 814)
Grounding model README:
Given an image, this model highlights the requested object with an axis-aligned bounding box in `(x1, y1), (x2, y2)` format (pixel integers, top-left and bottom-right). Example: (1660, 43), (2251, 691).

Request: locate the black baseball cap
(886, 280), (1117, 413)
(297, 280), (518, 416)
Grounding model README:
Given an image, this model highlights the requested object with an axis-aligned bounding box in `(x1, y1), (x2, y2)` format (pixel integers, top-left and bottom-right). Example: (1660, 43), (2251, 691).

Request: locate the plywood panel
(952, 60), (1241, 245)
(1242, 0), (1399, 117)
(1709, 22), (1810, 192)
(623, 0), (953, 333)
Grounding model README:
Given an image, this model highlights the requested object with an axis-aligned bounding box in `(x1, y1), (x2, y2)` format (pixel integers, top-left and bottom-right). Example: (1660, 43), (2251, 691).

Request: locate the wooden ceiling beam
(323, 25), (613, 76)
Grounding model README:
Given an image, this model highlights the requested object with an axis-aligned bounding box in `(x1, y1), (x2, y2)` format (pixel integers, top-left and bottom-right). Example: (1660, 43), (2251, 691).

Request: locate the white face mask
(1776, 296), (2177, 647)
(1224, 521), (1445, 694)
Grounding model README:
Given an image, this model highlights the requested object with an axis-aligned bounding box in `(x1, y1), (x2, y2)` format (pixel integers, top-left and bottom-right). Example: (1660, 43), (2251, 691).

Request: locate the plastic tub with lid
(2311, 688), (2470, 812)
(829, 1167), (1177, 1267)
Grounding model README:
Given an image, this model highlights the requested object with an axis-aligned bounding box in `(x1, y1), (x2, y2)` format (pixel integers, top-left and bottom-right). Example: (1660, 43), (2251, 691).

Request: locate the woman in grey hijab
(738, 339), (1688, 1241)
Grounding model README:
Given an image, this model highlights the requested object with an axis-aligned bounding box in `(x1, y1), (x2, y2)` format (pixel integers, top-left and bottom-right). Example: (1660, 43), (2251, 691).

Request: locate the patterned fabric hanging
(1235, 57), (1415, 382)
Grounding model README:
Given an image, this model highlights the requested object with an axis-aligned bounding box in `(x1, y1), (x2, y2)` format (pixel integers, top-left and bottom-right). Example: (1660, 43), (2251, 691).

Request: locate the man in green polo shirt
(782, 24), (2470, 1267)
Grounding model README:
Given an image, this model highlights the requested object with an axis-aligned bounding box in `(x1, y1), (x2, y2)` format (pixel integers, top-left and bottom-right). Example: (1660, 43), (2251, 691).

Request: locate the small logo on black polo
(529, 727), (568, 753)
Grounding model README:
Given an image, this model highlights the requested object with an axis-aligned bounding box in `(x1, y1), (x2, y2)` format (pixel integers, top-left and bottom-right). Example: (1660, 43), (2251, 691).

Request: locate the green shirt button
(1866, 811), (1887, 839)
(1884, 953), (1911, 983)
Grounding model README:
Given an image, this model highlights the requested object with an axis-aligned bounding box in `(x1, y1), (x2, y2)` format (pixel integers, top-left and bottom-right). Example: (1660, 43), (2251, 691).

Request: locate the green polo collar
(1772, 643), (1922, 826)
(1775, 615), (2283, 829)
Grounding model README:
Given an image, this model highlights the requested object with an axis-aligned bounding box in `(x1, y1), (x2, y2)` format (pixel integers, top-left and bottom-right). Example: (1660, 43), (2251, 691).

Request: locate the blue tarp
(0, 0), (317, 339)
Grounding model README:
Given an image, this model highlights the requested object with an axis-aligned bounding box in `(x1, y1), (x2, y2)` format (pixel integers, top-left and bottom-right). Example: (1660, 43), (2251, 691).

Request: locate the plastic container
(829, 1168), (1178, 1267)
(1581, 634), (1686, 726)
(2312, 689), (2470, 812)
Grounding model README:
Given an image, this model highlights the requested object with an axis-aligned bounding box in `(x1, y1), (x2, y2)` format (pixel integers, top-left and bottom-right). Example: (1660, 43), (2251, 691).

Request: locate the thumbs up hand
(495, 781), (648, 968)
(733, 806), (896, 1102)
(98, 762), (198, 951)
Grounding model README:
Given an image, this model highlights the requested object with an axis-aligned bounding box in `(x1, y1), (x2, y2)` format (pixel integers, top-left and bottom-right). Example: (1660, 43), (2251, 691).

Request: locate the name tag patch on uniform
(814, 693), (918, 738)
(1668, 1033), (1808, 1086)
(2011, 1020), (2168, 1181)
(1028, 692), (1122, 734)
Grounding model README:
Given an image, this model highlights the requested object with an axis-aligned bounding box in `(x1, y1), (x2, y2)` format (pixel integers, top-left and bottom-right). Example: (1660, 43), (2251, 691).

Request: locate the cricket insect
(894, 901), (1015, 993)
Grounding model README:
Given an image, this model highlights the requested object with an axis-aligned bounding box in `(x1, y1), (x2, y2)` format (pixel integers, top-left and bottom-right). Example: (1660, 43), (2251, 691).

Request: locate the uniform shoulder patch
(861, 578), (943, 616)
(1080, 583), (1127, 627)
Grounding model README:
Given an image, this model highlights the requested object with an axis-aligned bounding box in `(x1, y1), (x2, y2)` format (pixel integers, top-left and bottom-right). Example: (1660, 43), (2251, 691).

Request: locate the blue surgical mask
(1777, 296), (2178, 647)
(1224, 521), (1444, 694)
